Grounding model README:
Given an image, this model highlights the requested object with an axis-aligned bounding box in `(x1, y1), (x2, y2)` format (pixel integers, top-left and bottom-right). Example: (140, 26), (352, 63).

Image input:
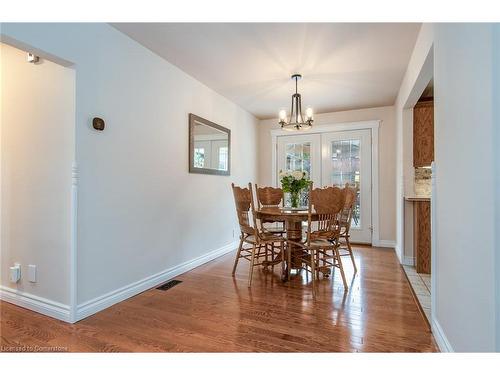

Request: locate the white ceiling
(111, 23), (421, 120)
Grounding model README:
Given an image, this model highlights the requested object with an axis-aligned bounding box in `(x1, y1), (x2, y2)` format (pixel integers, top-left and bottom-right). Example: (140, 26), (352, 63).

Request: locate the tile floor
(402, 265), (431, 322)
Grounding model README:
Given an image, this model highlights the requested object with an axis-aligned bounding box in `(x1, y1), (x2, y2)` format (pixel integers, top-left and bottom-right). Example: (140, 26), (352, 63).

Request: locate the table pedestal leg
(283, 221), (304, 279)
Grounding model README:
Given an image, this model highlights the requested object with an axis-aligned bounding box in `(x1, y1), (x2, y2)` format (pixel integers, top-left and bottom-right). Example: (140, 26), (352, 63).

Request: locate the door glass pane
(331, 139), (361, 228)
(284, 142), (311, 207)
(285, 142), (311, 175)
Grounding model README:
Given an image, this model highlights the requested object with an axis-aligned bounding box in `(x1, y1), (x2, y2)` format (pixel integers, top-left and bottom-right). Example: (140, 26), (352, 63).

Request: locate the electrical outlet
(28, 265), (37, 283)
(9, 263), (21, 283)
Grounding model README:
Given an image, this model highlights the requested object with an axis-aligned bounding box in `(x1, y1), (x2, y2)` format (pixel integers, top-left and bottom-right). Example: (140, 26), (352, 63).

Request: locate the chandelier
(278, 74), (313, 131)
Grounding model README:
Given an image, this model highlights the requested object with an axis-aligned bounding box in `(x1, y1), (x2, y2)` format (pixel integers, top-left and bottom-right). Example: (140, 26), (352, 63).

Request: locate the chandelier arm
(295, 94), (301, 124)
(293, 96), (297, 124)
(299, 95), (302, 125)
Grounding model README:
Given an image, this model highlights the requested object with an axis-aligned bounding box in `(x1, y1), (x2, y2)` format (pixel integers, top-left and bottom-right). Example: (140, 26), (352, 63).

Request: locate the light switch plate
(28, 264), (37, 283)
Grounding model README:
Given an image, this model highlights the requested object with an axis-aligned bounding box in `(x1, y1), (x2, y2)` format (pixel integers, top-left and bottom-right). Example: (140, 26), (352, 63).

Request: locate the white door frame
(270, 120), (381, 246)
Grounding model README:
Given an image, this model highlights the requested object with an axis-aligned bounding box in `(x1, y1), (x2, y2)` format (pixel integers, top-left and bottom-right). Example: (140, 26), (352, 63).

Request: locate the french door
(276, 129), (372, 243)
(321, 130), (372, 243)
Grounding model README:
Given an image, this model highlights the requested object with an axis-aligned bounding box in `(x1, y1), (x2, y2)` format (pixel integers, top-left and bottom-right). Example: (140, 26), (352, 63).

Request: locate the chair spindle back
(255, 185), (283, 209)
(339, 183), (357, 233)
(231, 183), (257, 236)
(306, 184), (345, 244)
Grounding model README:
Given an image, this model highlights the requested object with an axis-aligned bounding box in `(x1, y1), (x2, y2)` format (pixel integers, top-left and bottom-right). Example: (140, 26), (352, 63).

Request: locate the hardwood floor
(0, 245), (438, 352)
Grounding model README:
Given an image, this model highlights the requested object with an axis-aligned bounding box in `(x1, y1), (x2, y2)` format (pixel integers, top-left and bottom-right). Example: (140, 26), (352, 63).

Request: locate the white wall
(494, 23), (500, 353)
(0, 43), (75, 306)
(433, 23), (495, 352)
(258, 106), (396, 243)
(1, 24), (259, 315)
(396, 23), (498, 352)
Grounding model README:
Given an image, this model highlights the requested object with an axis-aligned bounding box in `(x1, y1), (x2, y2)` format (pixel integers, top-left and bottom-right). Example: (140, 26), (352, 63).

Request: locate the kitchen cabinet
(413, 101), (434, 167)
(414, 199), (431, 274)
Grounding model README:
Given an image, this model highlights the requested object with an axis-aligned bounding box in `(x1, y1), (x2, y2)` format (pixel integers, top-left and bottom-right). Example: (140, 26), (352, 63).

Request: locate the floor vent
(156, 280), (182, 291)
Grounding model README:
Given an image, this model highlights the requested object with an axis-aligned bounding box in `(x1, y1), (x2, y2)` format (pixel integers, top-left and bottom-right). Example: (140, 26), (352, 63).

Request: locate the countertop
(405, 196), (431, 202)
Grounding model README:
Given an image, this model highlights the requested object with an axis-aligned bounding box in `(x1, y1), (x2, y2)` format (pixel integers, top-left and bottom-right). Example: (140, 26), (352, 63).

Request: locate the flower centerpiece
(279, 170), (311, 208)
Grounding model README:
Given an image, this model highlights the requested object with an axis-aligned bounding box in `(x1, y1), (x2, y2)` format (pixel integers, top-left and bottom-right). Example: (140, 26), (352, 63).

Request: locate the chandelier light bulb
(306, 107), (313, 119)
(279, 109), (287, 121)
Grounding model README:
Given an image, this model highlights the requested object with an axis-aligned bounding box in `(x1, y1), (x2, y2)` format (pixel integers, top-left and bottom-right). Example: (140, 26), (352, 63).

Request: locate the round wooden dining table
(254, 206), (318, 280)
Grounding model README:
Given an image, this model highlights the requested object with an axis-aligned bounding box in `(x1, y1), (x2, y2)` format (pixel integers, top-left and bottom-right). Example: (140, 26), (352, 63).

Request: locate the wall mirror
(189, 114), (230, 175)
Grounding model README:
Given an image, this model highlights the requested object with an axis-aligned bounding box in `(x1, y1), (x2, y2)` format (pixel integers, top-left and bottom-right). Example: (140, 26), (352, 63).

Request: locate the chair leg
(280, 241), (285, 280)
(310, 250), (316, 297)
(248, 244), (257, 288)
(335, 246), (348, 291)
(346, 237), (357, 274)
(287, 244), (292, 280)
(319, 249), (330, 278)
(271, 243), (275, 274)
(232, 236), (244, 276)
(265, 243), (269, 269)
(315, 251), (320, 280)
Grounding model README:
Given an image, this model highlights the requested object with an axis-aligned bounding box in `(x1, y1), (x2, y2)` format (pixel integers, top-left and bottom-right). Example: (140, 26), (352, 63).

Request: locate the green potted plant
(279, 170), (311, 208)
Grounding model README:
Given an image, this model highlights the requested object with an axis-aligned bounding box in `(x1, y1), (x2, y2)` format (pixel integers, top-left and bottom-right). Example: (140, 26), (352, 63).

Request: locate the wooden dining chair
(254, 185), (286, 236)
(231, 183), (286, 287)
(337, 183), (358, 273)
(287, 184), (348, 295)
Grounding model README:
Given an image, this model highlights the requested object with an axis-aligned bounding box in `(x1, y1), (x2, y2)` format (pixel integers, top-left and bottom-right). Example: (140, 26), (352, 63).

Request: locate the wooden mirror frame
(189, 113), (231, 176)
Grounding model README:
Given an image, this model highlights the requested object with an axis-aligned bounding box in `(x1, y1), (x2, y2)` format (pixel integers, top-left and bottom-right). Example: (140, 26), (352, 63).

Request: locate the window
(194, 147), (205, 168)
(218, 146), (228, 170)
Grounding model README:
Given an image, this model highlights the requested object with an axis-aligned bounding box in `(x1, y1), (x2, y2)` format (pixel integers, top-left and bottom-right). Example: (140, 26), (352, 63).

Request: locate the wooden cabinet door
(414, 201), (431, 274)
(413, 101), (434, 167)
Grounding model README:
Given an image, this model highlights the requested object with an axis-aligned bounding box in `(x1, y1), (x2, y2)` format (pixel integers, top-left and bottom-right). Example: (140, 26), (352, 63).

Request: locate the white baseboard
(403, 256), (415, 266)
(395, 244), (403, 264)
(432, 317), (454, 352)
(372, 239), (396, 248)
(76, 240), (238, 322)
(0, 286), (71, 322)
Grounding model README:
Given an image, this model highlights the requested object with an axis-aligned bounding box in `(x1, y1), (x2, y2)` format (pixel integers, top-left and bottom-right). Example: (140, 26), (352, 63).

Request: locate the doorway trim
(270, 120), (383, 247)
